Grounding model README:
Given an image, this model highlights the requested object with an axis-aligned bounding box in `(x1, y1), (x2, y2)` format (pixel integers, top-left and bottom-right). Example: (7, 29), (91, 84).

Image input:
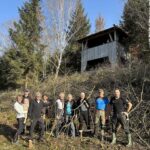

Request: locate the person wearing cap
(28, 92), (50, 142)
(13, 95), (25, 143)
(93, 89), (110, 141)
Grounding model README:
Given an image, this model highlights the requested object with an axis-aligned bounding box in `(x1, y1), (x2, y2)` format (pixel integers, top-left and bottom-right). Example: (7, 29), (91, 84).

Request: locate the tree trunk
(54, 52), (63, 81)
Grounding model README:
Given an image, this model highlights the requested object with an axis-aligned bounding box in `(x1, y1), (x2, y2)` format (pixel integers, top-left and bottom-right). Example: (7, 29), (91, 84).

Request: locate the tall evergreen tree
(0, 0), (44, 88)
(121, 0), (149, 60)
(63, 0), (90, 72)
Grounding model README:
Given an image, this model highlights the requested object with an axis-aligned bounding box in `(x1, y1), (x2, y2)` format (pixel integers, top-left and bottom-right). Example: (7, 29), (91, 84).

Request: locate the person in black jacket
(110, 89), (132, 147)
(42, 94), (51, 118)
(76, 92), (90, 132)
(28, 92), (50, 141)
(23, 89), (32, 103)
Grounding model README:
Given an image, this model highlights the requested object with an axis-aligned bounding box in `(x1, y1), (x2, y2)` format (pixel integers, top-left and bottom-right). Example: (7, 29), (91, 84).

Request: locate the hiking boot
(111, 133), (116, 145)
(126, 134), (132, 147)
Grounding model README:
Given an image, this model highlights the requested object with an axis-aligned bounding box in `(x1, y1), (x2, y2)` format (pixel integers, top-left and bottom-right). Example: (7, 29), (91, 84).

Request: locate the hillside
(0, 64), (149, 150)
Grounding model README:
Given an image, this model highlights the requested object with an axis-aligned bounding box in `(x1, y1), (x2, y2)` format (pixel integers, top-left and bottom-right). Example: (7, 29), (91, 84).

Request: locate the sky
(0, 0), (27, 29)
(0, 0), (126, 32)
(82, 0), (126, 32)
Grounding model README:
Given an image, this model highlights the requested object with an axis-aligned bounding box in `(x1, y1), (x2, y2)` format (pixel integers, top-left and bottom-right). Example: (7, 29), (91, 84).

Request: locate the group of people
(13, 89), (50, 143)
(13, 88), (133, 147)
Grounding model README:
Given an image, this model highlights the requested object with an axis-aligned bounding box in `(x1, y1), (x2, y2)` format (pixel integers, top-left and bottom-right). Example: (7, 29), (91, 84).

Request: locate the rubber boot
(101, 130), (104, 141)
(126, 134), (132, 147)
(111, 133), (116, 145)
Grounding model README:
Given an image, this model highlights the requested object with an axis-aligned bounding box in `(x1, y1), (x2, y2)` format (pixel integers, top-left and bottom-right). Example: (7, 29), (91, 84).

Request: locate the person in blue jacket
(93, 89), (109, 141)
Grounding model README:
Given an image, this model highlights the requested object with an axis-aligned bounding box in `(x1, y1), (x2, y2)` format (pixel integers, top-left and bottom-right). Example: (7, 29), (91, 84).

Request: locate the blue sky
(0, 0), (126, 33)
(0, 0), (26, 24)
(82, 0), (126, 32)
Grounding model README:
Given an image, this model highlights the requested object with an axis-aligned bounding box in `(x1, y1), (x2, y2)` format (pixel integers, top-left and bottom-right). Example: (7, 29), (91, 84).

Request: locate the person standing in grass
(13, 95), (25, 144)
(93, 89), (110, 141)
(22, 98), (30, 134)
(76, 92), (91, 133)
(42, 94), (51, 131)
(28, 92), (50, 142)
(42, 94), (50, 119)
(110, 88), (132, 147)
(64, 94), (76, 137)
(51, 92), (65, 137)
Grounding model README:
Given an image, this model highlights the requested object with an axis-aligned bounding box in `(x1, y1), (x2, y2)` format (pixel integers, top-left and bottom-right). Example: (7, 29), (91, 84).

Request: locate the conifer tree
(0, 0), (44, 88)
(63, 0), (90, 72)
(121, 0), (149, 60)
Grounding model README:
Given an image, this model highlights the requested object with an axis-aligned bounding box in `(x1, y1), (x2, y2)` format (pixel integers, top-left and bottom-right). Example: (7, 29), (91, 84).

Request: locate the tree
(44, 0), (86, 79)
(95, 15), (105, 32)
(121, 0), (149, 60)
(0, 0), (44, 88)
(0, 20), (13, 54)
(63, 0), (90, 72)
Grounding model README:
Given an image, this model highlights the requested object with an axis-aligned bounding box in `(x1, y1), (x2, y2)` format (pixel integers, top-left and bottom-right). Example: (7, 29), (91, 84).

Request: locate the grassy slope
(0, 66), (149, 150)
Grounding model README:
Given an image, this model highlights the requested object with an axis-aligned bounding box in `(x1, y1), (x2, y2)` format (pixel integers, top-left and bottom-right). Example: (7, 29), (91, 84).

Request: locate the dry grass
(0, 63), (149, 150)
